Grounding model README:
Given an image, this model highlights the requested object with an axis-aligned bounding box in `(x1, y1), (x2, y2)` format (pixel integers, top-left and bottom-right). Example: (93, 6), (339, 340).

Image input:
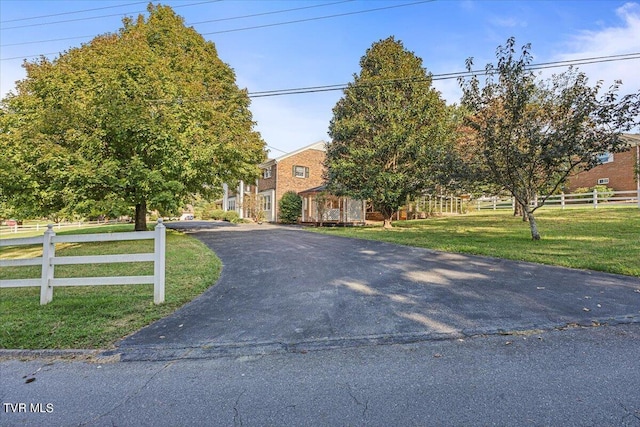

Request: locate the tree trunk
(525, 210), (541, 240)
(379, 206), (394, 229)
(135, 201), (147, 231)
(514, 201), (527, 221)
(383, 217), (393, 229)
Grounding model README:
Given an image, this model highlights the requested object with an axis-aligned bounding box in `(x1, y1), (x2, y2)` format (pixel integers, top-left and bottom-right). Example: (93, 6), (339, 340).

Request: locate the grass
(311, 207), (640, 277)
(0, 224), (221, 349)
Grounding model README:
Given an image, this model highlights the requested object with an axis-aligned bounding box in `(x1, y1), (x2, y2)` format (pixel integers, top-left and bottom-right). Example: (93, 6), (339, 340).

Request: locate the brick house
(567, 134), (640, 192)
(223, 141), (327, 222)
(257, 141), (327, 222)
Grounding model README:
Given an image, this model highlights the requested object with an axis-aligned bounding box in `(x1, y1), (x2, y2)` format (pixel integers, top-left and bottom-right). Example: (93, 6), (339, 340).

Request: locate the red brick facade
(567, 135), (640, 192)
(257, 141), (327, 221)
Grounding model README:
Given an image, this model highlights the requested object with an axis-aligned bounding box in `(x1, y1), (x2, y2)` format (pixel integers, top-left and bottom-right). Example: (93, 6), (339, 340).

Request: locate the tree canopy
(326, 36), (455, 228)
(458, 37), (640, 240)
(0, 4), (265, 230)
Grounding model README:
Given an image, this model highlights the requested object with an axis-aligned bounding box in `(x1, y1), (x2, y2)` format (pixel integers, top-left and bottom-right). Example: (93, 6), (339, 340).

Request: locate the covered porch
(299, 185), (366, 226)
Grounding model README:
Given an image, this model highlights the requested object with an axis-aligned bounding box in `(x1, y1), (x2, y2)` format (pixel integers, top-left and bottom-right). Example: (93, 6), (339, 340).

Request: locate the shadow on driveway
(114, 225), (640, 360)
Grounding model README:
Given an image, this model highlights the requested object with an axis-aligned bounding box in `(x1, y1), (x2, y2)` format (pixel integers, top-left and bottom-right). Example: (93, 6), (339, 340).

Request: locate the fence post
(593, 188), (598, 209)
(40, 225), (55, 305)
(561, 192), (565, 209)
(153, 218), (166, 304)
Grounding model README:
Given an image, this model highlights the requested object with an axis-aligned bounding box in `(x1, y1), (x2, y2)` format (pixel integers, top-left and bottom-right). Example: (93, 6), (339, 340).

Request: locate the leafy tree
(314, 190), (331, 226)
(326, 36), (455, 228)
(0, 4), (264, 230)
(459, 37), (639, 240)
(279, 191), (302, 224)
(243, 192), (266, 223)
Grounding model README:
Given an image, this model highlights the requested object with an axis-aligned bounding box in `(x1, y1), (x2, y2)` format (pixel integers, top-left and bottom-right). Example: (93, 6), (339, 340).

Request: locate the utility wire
(0, 1), (431, 51)
(190, 0), (353, 25)
(267, 145), (288, 154)
(141, 53), (640, 104)
(0, 1), (148, 23)
(0, 0), (220, 30)
(1, 0), (353, 47)
(249, 53), (640, 98)
(200, 0), (434, 35)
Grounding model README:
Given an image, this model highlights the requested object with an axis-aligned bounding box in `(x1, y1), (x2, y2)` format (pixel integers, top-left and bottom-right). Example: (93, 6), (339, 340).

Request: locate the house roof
(298, 184), (328, 195)
(259, 140), (327, 168)
(621, 133), (640, 147)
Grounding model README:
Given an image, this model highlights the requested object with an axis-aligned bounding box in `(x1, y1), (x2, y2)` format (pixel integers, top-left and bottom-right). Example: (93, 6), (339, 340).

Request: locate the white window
(293, 165), (309, 178)
(597, 178), (609, 185)
(263, 167), (272, 179)
(228, 199), (236, 211)
(261, 195), (272, 211)
(597, 152), (613, 164)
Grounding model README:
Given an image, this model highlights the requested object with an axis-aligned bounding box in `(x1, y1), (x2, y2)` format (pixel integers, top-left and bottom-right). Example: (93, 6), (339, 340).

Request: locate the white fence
(0, 219), (165, 305)
(476, 189), (640, 211)
(0, 218), (128, 236)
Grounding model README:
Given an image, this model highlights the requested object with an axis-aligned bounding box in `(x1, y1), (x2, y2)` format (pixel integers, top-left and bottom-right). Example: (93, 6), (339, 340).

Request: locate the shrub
(571, 185), (614, 203)
(210, 209), (226, 221)
(279, 191), (302, 224)
(592, 185), (614, 203)
(223, 211), (239, 222)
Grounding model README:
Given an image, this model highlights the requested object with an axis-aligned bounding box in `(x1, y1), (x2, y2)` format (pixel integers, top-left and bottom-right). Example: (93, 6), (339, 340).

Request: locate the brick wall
(258, 162), (276, 192)
(567, 147), (638, 192)
(257, 149), (325, 221)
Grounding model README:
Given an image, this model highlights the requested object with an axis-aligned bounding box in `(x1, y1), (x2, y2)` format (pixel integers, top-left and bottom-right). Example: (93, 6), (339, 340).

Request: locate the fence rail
(0, 219), (165, 305)
(0, 219), (129, 236)
(476, 189), (640, 211)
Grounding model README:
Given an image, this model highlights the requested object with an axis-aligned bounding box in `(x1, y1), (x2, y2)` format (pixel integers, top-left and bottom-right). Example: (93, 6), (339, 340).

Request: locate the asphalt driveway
(114, 223), (640, 360)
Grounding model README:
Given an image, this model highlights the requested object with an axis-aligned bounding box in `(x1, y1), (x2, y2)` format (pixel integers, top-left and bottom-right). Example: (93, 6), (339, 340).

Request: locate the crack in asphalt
(343, 383), (369, 419)
(620, 402), (640, 425)
(233, 390), (246, 427)
(78, 360), (176, 426)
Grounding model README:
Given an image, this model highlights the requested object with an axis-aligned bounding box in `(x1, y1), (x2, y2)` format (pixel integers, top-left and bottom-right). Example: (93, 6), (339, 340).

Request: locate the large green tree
(326, 36), (455, 228)
(459, 38), (639, 240)
(0, 4), (264, 230)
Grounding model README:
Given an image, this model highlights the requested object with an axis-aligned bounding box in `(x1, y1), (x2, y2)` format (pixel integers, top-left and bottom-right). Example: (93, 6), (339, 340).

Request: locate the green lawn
(0, 225), (221, 349)
(312, 208), (640, 277)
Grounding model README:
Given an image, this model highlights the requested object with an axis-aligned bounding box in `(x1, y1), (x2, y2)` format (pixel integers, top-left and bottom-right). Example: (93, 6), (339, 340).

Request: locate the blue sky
(1, 0), (639, 154)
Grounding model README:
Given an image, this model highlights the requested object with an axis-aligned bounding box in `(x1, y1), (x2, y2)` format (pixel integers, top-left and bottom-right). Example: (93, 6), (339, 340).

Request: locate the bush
(592, 185), (614, 203)
(223, 211), (239, 222)
(279, 191), (302, 224)
(571, 185), (614, 203)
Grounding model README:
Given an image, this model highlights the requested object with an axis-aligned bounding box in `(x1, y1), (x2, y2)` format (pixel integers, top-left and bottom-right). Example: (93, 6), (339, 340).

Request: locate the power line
(0, 0), (220, 30)
(266, 145), (288, 154)
(246, 53), (640, 98)
(1, 0), (353, 47)
(0, 1), (147, 23)
(200, 0), (435, 36)
(143, 53), (640, 103)
(189, 0), (353, 25)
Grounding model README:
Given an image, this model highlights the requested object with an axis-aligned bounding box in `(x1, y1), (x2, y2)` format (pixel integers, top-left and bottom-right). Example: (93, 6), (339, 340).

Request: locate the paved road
(2, 324), (640, 426)
(113, 222), (640, 360)
(3, 222), (640, 426)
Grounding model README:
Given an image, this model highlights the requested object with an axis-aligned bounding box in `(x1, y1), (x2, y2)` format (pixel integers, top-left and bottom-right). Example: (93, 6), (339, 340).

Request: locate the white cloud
(555, 2), (640, 93)
(490, 16), (527, 28)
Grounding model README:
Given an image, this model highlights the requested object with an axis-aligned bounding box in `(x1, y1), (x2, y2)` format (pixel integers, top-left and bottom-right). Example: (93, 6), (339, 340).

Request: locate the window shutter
(305, 167), (309, 178)
(292, 165), (296, 176)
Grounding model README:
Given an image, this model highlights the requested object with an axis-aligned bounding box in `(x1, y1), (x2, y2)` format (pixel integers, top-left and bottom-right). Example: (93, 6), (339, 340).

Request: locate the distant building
(567, 134), (640, 192)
